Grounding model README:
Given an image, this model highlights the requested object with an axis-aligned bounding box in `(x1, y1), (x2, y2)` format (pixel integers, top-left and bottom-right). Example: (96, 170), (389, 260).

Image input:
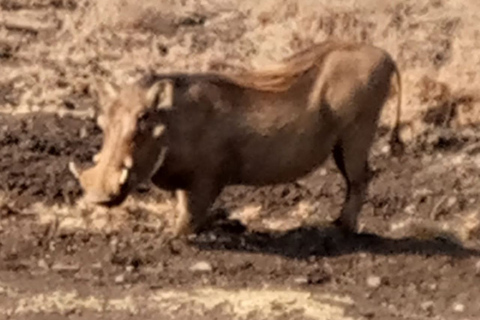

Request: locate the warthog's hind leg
(332, 121), (376, 233)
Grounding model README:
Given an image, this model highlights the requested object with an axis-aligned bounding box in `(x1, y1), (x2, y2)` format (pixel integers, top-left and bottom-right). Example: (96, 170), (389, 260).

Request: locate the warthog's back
(158, 42), (397, 186)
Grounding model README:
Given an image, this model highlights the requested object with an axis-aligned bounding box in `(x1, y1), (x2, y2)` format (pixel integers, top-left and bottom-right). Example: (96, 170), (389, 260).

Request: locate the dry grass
(1, 285), (354, 319)
(18, 195), (174, 235)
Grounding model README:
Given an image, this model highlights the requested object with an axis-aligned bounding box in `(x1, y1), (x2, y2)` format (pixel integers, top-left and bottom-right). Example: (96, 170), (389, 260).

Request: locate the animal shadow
(192, 220), (480, 259)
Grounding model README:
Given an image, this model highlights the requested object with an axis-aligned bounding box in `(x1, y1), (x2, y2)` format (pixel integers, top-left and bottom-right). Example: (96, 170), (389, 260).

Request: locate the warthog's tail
(388, 61), (405, 157)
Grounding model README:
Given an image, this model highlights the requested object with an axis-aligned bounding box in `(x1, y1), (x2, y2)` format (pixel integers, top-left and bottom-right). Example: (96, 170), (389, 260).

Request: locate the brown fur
(70, 40), (403, 237)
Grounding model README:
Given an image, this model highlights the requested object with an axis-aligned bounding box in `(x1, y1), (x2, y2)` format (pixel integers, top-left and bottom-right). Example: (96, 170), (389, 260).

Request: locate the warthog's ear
(145, 80), (174, 110)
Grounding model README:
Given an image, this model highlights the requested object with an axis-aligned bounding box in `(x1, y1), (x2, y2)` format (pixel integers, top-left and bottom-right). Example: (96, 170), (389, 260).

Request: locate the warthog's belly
(234, 127), (338, 186)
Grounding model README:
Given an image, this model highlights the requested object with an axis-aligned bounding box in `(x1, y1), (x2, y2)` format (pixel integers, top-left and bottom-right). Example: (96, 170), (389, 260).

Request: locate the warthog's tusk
(124, 156), (133, 169)
(119, 168), (129, 185)
(68, 161), (80, 179)
(149, 147), (168, 179)
(152, 124), (166, 138)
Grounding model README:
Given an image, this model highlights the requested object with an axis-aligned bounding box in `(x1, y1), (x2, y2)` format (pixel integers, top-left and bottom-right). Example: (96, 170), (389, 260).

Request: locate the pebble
(447, 196), (457, 207)
(51, 263), (80, 272)
(109, 237), (119, 250)
(475, 260), (480, 275)
(453, 303), (465, 313)
(407, 283), (417, 293)
(91, 262), (102, 270)
(79, 127), (88, 138)
(114, 274), (125, 284)
(421, 301), (434, 311)
(37, 259), (49, 270)
(189, 261), (213, 273)
(293, 276), (309, 285)
(366, 275), (381, 288)
(451, 155), (465, 165)
(404, 204), (416, 215)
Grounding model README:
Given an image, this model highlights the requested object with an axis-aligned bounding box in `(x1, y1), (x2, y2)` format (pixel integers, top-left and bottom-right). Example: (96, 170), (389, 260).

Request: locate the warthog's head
(70, 78), (174, 206)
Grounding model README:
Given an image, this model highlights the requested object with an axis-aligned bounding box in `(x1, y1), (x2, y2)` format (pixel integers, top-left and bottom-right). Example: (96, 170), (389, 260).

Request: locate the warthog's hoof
(165, 218), (212, 241)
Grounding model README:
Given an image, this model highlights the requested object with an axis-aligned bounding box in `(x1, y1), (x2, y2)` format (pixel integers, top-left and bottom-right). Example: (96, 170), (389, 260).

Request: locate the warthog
(69, 40), (403, 237)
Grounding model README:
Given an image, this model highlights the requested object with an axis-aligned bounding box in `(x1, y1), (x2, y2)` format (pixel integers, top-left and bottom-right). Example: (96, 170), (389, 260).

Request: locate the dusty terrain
(1, 0), (480, 319)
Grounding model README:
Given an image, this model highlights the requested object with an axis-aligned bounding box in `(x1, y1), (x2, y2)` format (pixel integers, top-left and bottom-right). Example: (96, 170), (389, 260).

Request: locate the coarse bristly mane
(210, 41), (348, 92)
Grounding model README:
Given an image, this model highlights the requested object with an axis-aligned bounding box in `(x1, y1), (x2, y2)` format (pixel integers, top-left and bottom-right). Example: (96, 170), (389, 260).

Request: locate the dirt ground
(1, 0), (480, 319)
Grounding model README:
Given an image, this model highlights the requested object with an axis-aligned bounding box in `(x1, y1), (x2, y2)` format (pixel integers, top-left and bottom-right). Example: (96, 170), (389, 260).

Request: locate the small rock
(168, 239), (183, 255)
(206, 232), (217, 242)
(91, 262), (102, 270)
(475, 260), (480, 275)
(447, 196), (457, 207)
(114, 274), (125, 284)
(110, 237), (119, 249)
(186, 234), (199, 241)
(51, 263), (80, 272)
(366, 275), (381, 288)
(79, 127), (88, 138)
(451, 155), (465, 165)
(453, 303), (465, 313)
(37, 259), (49, 270)
(404, 204), (416, 215)
(421, 301), (434, 311)
(407, 283), (417, 293)
(381, 145), (390, 154)
(126, 265), (134, 273)
(189, 261), (213, 272)
(293, 276), (309, 285)
(307, 270), (331, 284)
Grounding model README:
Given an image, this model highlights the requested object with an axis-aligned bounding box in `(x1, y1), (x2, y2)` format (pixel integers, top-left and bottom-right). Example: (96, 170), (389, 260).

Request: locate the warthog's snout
(69, 161), (129, 206)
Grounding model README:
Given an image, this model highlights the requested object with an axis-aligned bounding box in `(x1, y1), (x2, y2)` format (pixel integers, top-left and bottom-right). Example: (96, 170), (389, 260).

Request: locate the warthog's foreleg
(169, 178), (222, 237)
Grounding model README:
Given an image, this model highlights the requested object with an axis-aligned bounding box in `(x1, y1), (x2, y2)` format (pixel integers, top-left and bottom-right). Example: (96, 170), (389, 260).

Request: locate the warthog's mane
(212, 41), (344, 92)
(139, 41), (348, 93)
